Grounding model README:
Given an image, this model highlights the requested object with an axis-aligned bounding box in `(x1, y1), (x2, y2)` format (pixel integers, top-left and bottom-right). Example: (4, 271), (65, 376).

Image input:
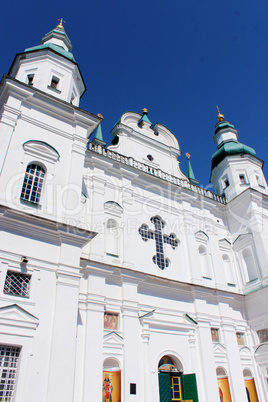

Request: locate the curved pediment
(239, 346), (252, 356)
(255, 342), (268, 356)
(104, 201), (123, 216)
(23, 140), (60, 162)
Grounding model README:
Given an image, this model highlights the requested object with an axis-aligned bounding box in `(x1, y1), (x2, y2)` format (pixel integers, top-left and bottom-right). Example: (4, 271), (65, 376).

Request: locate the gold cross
(57, 18), (66, 28)
(216, 105), (220, 114)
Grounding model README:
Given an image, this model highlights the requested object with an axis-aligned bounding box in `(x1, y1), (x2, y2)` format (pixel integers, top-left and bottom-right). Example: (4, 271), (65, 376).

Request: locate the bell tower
(210, 108), (268, 201)
(8, 19), (85, 106)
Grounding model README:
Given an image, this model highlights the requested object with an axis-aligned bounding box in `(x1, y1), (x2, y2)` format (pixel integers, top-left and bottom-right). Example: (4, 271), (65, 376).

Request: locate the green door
(181, 373), (199, 402)
(159, 372), (172, 402)
(159, 372), (199, 402)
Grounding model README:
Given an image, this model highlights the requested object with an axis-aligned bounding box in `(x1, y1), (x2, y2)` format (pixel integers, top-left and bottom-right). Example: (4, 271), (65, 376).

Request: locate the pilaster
(196, 318), (220, 401)
(46, 269), (81, 402)
(221, 321), (248, 401)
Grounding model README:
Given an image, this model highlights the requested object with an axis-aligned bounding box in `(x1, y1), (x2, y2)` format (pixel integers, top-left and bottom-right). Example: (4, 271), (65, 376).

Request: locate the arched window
(20, 164), (45, 204)
(222, 254), (235, 285)
(242, 249), (258, 283)
(105, 219), (119, 257)
(199, 245), (211, 278)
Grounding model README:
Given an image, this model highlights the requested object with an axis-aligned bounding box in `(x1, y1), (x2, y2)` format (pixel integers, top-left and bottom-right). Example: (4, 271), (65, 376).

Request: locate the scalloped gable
(109, 111), (188, 180)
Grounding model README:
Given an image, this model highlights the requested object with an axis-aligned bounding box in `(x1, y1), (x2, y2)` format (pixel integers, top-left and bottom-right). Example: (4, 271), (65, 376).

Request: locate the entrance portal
(158, 355), (199, 402)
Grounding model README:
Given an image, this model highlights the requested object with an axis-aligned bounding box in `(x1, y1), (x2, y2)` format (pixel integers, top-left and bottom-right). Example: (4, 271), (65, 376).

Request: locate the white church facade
(0, 21), (268, 402)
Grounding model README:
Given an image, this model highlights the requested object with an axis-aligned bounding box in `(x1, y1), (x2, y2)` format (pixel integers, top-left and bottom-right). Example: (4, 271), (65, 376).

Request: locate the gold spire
(56, 18), (66, 30)
(142, 108), (148, 115)
(216, 105), (224, 122)
(186, 152), (191, 160)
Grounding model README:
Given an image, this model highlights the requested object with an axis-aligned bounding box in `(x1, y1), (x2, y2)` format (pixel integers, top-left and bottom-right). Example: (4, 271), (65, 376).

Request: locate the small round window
(147, 155), (154, 161)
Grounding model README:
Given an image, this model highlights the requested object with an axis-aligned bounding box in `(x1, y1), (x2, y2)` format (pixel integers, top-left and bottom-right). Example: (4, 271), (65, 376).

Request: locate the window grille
(4, 272), (31, 298)
(20, 164), (45, 204)
(0, 345), (21, 401)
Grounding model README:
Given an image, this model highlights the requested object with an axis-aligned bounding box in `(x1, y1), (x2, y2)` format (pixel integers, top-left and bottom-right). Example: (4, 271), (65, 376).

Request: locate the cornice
(0, 205), (97, 247)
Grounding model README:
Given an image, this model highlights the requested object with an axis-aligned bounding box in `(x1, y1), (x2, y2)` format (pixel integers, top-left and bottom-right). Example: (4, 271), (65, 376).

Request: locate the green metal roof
(92, 123), (107, 147)
(94, 124), (104, 141)
(187, 158), (199, 185)
(24, 43), (75, 62)
(139, 113), (152, 125)
(187, 159), (196, 181)
(44, 27), (71, 42)
(211, 140), (256, 169)
(214, 120), (235, 134)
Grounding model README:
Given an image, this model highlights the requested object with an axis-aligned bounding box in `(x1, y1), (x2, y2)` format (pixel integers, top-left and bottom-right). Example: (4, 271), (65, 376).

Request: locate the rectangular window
(256, 175), (264, 188)
(0, 345), (21, 401)
(171, 376), (182, 401)
(4, 271), (31, 298)
(239, 174), (246, 184)
(130, 383), (136, 395)
(50, 76), (59, 89)
(223, 178), (229, 189)
(27, 74), (34, 86)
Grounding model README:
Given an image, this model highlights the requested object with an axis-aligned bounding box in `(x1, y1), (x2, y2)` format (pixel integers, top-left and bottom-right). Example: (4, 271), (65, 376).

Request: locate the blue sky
(1, 0), (268, 190)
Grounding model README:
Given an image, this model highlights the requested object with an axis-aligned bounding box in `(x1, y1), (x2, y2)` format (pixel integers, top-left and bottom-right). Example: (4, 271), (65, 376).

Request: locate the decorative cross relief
(138, 216), (179, 270)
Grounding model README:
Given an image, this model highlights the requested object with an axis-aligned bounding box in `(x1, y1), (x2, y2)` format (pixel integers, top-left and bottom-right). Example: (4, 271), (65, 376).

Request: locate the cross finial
(216, 105), (224, 122)
(57, 18), (66, 30)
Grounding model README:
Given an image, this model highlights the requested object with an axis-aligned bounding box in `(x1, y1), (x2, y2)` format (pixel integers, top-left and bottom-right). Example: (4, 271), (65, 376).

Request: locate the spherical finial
(56, 18), (66, 30)
(185, 152), (191, 160)
(142, 108), (148, 115)
(216, 105), (224, 122)
(97, 113), (103, 118)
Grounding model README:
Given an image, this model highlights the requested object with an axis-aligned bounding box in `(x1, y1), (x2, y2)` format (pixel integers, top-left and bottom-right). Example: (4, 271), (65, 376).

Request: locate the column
(222, 322), (248, 401)
(46, 270), (81, 402)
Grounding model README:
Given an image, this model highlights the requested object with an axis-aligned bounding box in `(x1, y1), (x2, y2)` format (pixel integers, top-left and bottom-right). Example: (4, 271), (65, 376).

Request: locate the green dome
(211, 140), (256, 170)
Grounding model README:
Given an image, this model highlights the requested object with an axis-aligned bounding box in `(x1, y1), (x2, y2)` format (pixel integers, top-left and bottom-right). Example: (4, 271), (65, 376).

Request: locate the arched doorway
(103, 358), (121, 402)
(216, 367), (232, 402)
(243, 369), (259, 402)
(158, 355), (198, 402)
